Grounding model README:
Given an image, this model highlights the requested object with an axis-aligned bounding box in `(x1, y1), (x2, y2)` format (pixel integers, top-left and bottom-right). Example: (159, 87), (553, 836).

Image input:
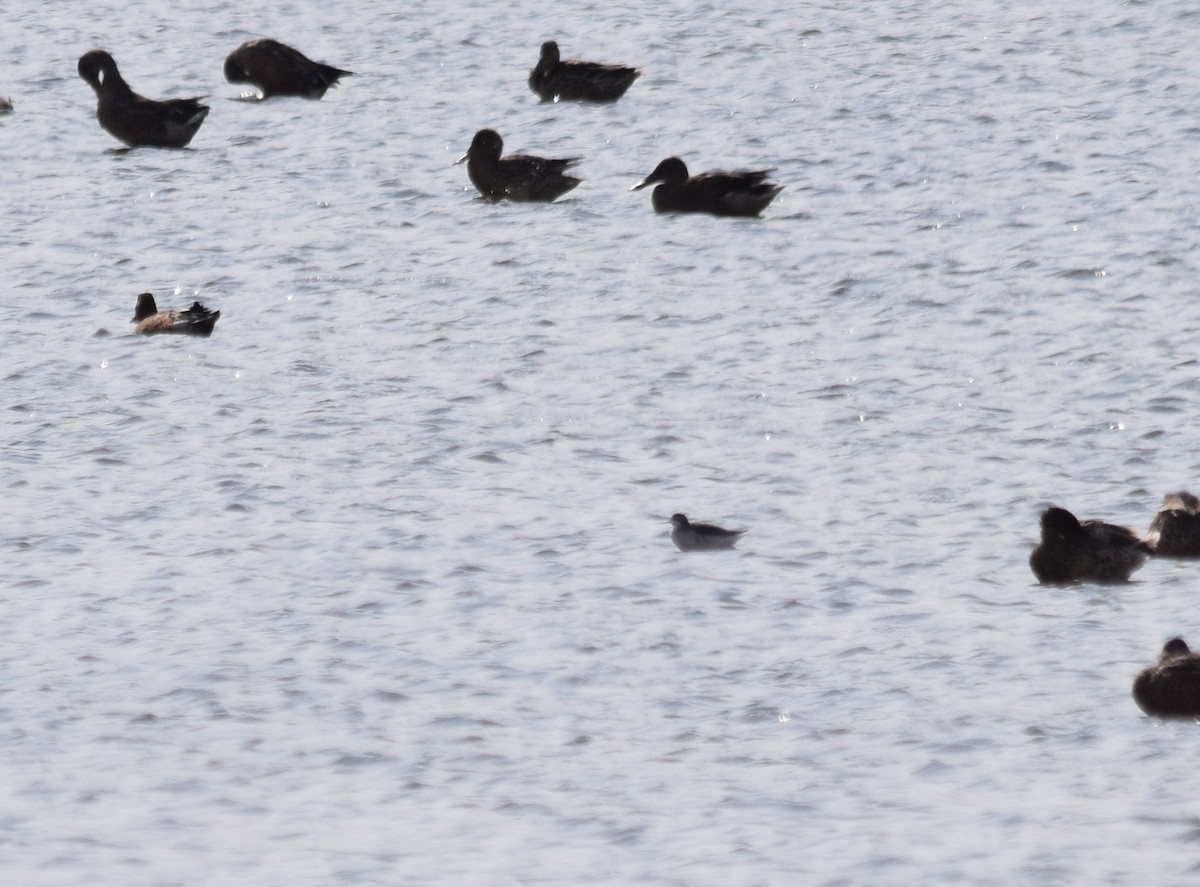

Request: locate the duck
(528, 41), (640, 102)
(669, 513), (746, 552)
(1028, 506), (1151, 584)
(1133, 637), (1200, 718)
(1147, 491), (1200, 556)
(131, 293), (220, 336)
(457, 129), (581, 202)
(224, 39), (352, 100)
(632, 157), (782, 217)
(0, 97), (12, 114)
(77, 50), (209, 148)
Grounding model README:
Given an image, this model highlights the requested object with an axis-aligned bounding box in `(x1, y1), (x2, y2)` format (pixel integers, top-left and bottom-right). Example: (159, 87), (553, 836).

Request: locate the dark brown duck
(458, 129), (581, 203)
(1133, 638), (1200, 718)
(1147, 491), (1200, 556)
(224, 39), (352, 100)
(1028, 506), (1151, 584)
(528, 41), (640, 102)
(132, 293), (220, 337)
(77, 50), (209, 148)
(632, 157), (782, 217)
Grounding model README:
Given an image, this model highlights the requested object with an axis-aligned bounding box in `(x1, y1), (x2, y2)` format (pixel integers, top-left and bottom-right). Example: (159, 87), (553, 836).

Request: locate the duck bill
(630, 176), (655, 191)
(454, 152), (469, 165)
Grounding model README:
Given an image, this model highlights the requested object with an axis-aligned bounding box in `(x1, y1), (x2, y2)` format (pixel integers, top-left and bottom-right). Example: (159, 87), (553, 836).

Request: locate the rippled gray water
(6, 0), (1200, 883)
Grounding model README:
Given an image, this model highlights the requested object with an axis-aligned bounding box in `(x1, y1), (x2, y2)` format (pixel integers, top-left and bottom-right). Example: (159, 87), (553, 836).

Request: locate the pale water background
(4, 0), (1200, 883)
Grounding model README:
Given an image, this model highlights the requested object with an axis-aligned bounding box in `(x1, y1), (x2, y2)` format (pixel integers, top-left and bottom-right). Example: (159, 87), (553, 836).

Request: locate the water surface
(5, 0), (1200, 883)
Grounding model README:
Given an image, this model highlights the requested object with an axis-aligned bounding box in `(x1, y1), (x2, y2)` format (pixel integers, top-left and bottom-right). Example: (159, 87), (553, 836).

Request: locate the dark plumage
(224, 39), (352, 100)
(1133, 638), (1200, 718)
(77, 50), (209, 148)
(632, 157), (782, 217)
(0, 97), (12, 114)
(1147, 491), (1200, 557)
(131, 293), (220, 336)
(457, 129), (581, 202)
(1028, 506), (1151, 584)
(528, 40), (640, 103)
(669, 513), (746, 552)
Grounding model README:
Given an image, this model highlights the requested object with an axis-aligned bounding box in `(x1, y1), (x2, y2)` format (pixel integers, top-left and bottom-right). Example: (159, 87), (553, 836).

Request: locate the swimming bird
(224, 39), (352, 100)
(131, 293), (220, 336)
(669, 513), (746, 552)
(528, 40), (641, 102)
(1147, 491), (1200, 557)
(77, 50), (209, 148)
(457, 129), (581, 202)
(632, 157), (782, 217)
(1133, 637), (1200, 718)
(0, 97), (12, 114)
(1028, 506), (1151, 583)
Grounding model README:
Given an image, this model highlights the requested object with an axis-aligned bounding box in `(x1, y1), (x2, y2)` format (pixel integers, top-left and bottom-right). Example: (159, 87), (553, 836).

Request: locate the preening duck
(224, 39), (352, 100)
(77, 49), (208, 148)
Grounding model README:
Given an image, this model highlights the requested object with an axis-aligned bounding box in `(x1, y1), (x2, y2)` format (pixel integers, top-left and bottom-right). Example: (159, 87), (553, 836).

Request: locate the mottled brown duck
(131, 293), (220, 337)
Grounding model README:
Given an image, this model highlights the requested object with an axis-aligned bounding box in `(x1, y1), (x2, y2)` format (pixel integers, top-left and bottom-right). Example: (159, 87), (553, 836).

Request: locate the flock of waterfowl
(680, 498), (1200, 722)
(463, 41), (782, 215)
(56, 36), (786, 336)
(63, 39), (761, 552)
(677, 500), (1200, 723)
(1030, 496), (1200, 718)
(67, 37), (782, 218)
(76, 39), (353, 152)
(59, 37), (784, 337)
(16, 36), (1190, 721)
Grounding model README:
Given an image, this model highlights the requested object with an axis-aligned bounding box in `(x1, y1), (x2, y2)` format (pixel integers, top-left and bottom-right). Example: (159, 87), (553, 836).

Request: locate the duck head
(1039, 506), (1082, 541)
(457, 128), (504, 164)
(78, 49), (123, 92)
(132, 292), (159, 322)
(632, 157), (689, 191)
(1162, 637), (1192, 661)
